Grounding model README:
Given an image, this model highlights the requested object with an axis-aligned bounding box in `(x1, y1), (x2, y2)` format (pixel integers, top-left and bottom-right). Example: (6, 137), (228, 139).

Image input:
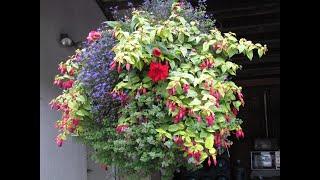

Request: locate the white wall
(40, 0), (105, 180)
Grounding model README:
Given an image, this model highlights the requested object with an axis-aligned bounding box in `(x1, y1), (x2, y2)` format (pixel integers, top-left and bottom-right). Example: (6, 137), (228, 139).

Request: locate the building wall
(40, 0), (106, 180)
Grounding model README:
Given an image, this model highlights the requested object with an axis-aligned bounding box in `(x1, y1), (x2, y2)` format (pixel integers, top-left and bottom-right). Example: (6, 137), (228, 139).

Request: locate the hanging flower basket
(50, 0), (267, 179)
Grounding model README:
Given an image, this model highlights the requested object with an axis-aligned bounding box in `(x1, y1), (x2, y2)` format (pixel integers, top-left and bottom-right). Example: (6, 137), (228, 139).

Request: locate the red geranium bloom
(147, 61), (169, 82)
(152, 48), (162, 57)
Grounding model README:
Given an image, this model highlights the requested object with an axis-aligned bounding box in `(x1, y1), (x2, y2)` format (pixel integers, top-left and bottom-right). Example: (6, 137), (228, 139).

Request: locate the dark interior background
(96, 0), (280, 179)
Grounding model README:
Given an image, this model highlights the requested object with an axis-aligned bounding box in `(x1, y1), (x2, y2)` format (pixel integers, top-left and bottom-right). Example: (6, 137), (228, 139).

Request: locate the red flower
(152, 48), (162, 57)
(147, 61), (169, 82)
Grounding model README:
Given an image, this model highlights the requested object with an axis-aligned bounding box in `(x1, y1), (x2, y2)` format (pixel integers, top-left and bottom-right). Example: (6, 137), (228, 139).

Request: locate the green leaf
(195, 37), (202, 45)
(168, 33), (174, 42)
(200, 131), (208, 138)
(203, 42), (210, 52)
(216, 114), (225, 123)
(185, 118), (195, 126)
(205, 134), (214, 149)
(134, 60), (144, 70)
(156, 128), (167, 134)
(246, 50), (253, 60)
(115, 81), (128, 89)
(178, 32), (184, 43)
(76, 95), (86, 103)
(195, 144), (204, 151)
(187, 90), (198, 98)
(258, 48), (264, 58)
(200, 153), (208, 162)
(168, 124), (180, 132)
(164, 141), (173, 148)
(142, 77), (151, 83)
(221, 64), (228, 73)
(165, 133), (172, 139)
(106, 21), (120, 28)
(209, 148), (216, 155)
(76, 109), (88, 117)
(233, 101), (242, 110)
(227, 47), (238, 58)
(169, 60), (175, 69)
(180, 47), (188, 57)
(189, 98), (201, 106)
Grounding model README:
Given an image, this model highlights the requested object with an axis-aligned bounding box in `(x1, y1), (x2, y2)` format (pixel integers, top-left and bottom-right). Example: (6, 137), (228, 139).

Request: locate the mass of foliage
(49, 0), (267, 179)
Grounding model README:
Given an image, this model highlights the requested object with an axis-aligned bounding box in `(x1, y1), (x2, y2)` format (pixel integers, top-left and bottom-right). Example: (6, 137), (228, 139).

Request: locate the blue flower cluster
(77, 30), (120, 123)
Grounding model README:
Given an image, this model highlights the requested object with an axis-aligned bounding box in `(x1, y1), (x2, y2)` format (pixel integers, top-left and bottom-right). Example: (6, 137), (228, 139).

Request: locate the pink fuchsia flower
(213, 158), (217, 166)
(193, 151), (201, 162)
(225, 115), (231, 123)
(125, 63), (131, 71)
(237, 91), (245, 105)
(49, 100), (61, 110)
(55, 136), (63, 147)
(115, 124), (129, 134)
(67, 124), (75, 133)
(152, 47), (162, 57)
(86, 31), (101, 43)
(173, 107), (187, 123)
(168, 87), (176, 96)
(173, 136), (184, 146)
(166, 100), (176, 111)
(199, 59), (214, 70)
(210, 88), (221, 101)
(117, 63), (122, 73)
(214, 133), (222, 147)
(62, 80), (74, 89)
(196, 115), (202, 123)
(58, 64), (67, 74)
(68, 68), (75, 76)
(72, 119), (79, 126)
(183, 83), (190, 93)
(235, 129), (245, 139)
(109, 60), (116, 70)
(53, 79), (63, 88)
(205, 114), (215, 126)
(208, 157), (212, 167)
(232, 108), (238, 116)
